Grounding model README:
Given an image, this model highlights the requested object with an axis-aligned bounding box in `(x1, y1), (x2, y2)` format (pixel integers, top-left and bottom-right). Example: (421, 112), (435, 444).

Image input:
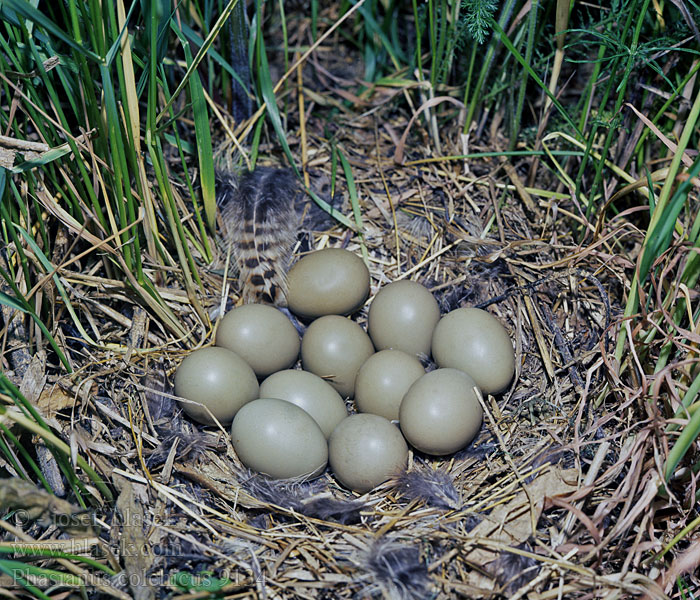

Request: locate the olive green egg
(286, 248), (370, 319)
(328, 414), (408, 493)
(231, 398), (328, 479)
(399, 368), (483, 455)
(367, 280), (440, 357)
(174, 347), (259, 426)
(431, 307), (515, 395)
(216, 304), (300, 377)
(259, 369), (348, 438)
(301, 315), (374, 398)
(354, 350), (425, 421)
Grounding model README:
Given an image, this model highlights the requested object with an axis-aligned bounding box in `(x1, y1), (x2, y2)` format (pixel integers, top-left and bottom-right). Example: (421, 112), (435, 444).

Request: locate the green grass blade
(615, 83), (700, 361)
(0, 560), (52, 600)
(337, 149), (368, 263)
(0, 290), (26, 312)
(666, 406), (700, 481)
(253, 5), (356, 230)
(0, 381), (113, 503)
(489, 16), (581, 137)
(0, 266), (71, 372)
(0, 423), (52, 491)
(1, 0), (101, 62)
(9, 143), (78, 173)
(180, 22), (245, 84)
(355, 0), (402, 75)
(582, 0), (651, 219)
(464, 0), (517, 133)
(156, 0), (239, 124)
(667, 373), (700, 433)
(170, 20), (216, 232)
(14, 224), (99, 348)
(640, 157), (700, 280)
(0, 424), (32, 482)
(99, 61), (140, 275)
(509, 0), (538, 150)
(0, 558), (84, 586)
(0, 545), (115, 575)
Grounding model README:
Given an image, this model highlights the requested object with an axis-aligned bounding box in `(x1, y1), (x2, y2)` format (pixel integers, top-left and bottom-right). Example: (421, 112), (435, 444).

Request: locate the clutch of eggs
(173, 247), (515, 492)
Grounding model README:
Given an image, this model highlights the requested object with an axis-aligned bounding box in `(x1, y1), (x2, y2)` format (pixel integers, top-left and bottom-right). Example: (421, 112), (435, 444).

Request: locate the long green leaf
(156, 0), (239, 123)
(10, 143), (78, 173)
(14, 224), (99, 349)
(0, 290), (26, 312)
(0, 379), (113, 503)
(253, 7), (356, 231)
(1, 0), (101, 62)
(170, 20), (216, 232)
(0, 560), (52, 600)
(666, 406), (700, 481)
(0, 558), (83, 585)
(0, 265), (71, 372)
(640, 156), (700, 279)
(337, 149), (368, 263)
(489, 17), (581, 137)
(0, 422), (52, 491)
(615, 82), (700, 361)
(0, 545), (115, 575)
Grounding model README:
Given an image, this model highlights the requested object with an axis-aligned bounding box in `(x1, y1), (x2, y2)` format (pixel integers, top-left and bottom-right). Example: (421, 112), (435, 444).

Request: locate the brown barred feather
(217, 167), (300, 305)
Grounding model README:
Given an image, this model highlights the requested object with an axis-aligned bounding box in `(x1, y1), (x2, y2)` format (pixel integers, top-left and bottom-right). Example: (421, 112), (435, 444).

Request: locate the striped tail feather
(217, 167), (300, 305)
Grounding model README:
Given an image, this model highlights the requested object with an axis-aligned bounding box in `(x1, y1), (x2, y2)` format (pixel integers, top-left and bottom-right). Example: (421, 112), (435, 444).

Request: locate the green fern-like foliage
(462, 0), (498, 44)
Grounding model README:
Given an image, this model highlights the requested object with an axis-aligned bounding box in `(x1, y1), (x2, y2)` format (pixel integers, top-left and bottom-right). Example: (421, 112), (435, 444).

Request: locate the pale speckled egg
(216, 304), (300, 377)
(175, 347), (259, 426)
(301, 315), (374, 398)
(354, 350), (425, 421)
(367, 280), (440, 356)
(286, 248), (370, 319)
(231, 398), (328, 479)
(431, 307), (515, 394)
(399, 368), (483, 455)
(259, 369), (348, 438)
(328, 414), (408, 493)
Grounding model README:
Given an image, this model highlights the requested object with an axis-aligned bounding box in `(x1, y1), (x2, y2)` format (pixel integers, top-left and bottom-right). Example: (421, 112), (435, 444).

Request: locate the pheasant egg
(216, 304), (300, 377)
(431, 307), (515, 394)
(301, 315), (374, 398)
(259, 369), (348, 438)
(368, 280), (440, 356)
(354, 350), (425, 421)
(174, 347), (259, 426)
(286, 248), (370, 318)
(329, 414), (408, 493)
(399, 368), (483, 455)
(231, 398), (328, 479)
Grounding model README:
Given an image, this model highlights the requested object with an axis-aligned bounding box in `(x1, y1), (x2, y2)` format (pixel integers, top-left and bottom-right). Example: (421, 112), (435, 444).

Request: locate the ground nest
(3, 117), (669, 599)
(0, 20), (692, 600)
